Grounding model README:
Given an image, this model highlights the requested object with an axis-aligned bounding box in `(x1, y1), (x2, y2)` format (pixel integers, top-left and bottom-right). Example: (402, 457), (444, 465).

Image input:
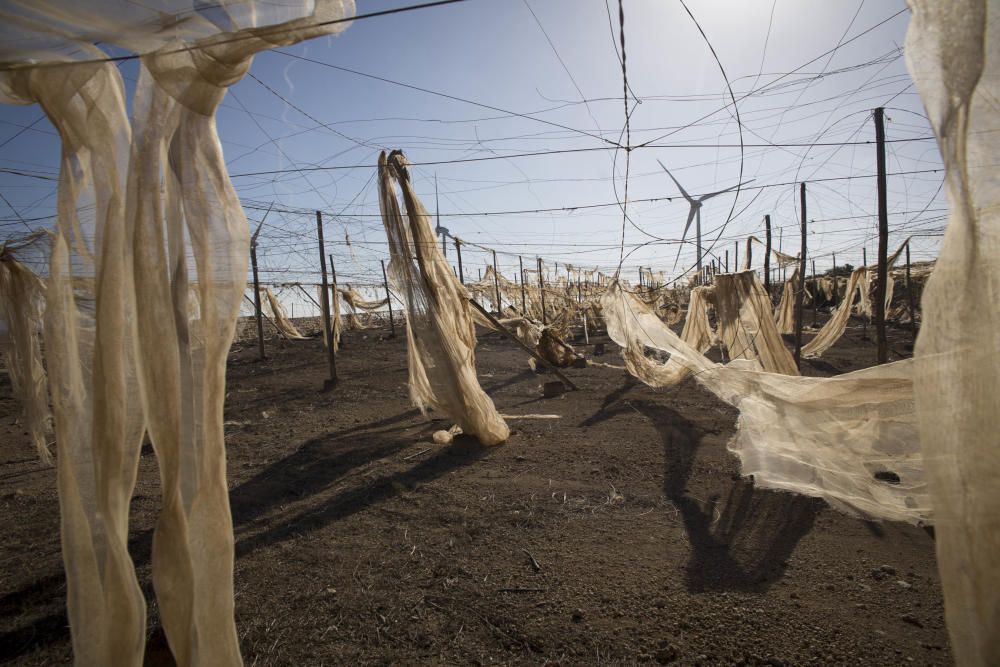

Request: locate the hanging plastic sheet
(0, 236), (52, 463)
(906, 0), (1000, 663)
(0, 2), (358, 664)
(602, 282), (929, 525)
(261, 287), (307, 340)
(378, 150), (509, 446)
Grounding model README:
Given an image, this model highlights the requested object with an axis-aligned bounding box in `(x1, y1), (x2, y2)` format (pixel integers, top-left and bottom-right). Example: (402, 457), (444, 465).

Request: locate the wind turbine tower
(658, 160), (748, 276)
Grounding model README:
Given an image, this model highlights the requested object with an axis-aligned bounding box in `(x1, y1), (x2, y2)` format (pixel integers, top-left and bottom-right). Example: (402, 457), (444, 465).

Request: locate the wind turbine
(657, 160), (750, 275)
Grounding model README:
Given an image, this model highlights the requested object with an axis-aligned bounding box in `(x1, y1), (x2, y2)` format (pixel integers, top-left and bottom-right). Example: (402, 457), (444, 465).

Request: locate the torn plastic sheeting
(602, 282), (928, 526)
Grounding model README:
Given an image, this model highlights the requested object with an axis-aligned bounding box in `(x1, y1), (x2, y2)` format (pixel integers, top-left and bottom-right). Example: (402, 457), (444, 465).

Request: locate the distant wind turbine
(657, 160), (750, 275)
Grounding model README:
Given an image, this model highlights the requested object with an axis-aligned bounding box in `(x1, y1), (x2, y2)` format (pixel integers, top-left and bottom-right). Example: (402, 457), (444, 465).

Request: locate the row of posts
(251, 107), (914, 380)
(695, 107), (916, 368)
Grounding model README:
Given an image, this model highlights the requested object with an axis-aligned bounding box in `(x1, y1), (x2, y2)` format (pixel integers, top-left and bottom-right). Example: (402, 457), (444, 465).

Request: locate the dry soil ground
(0, 316), (948, 665)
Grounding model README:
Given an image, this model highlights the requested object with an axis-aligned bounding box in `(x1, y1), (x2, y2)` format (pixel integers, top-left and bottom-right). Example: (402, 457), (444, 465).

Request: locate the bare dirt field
(0, 317), (949, 665)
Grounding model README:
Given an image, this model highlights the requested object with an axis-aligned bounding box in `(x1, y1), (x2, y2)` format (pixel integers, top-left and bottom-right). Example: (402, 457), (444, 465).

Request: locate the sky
(0, 0), (944, 316)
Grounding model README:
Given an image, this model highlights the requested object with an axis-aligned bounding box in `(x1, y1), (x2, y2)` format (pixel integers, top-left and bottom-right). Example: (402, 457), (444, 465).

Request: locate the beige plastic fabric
(261, 287), (307, 340)
(802, 242), (908, 358)
(4, 57), (149, 665)
(337, 288), (365, 330)
(748, 236), (799, 268)
(536, 328), (576, 368)
(339, 287), (388, 312)
(378, 150), (509, 446)
(774, 266), (799, 334)
(616, 284), (716, 388)
(682, 286), (717, 355)
(802, 267), (868, 358)
(318, 284), (342, 352)
(714, 272), (799, 375)
(474, 314), (575, 369)
(0, 241), (52, 463)
(602, 283), (929, 524)
(906, 1), (999, 663)
(0, 2), (357, 664)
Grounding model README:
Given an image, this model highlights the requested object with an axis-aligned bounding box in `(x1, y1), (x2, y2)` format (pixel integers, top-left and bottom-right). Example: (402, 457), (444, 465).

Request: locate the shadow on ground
(582, 376), (821, 593)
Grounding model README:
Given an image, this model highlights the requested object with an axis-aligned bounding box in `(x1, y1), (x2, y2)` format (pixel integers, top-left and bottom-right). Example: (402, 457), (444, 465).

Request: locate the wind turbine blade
(698, 179), (755, 202)
(657, 159), (695, 203)
(671, 206), (699, 271)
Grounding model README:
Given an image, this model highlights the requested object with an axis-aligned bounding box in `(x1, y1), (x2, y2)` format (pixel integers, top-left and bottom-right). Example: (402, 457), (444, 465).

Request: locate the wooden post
(779, 227), (785, 282)
(874, 107), (889, 364)
(735, 240), (739, 272)
(812, 258), (818, 326)
(764, 214), (772, 296)
(316, 212), (337, 389)
(455, 238), (464, 284)
(250, 230), (266, 361)
(492, 249), (502, 314)
(725, 250), (729, 273)
(537, 257), (547, 325)
(906, 240), (916, 347)
(862, 246), (869, 340)
(519, 255), (527, 315)
(794, 183), (807, 368)
(831, 252), (838, 306)
(381, 259), (395, 338)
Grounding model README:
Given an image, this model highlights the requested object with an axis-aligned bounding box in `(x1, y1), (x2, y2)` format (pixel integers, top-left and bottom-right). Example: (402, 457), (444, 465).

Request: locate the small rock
(571, 356), (588, 368)
(654, 641), (679, 664)
(896, 580), (913, 590)
(432, 430), (453, 445)
(900, 613), (923, 628)
(542, 381), (566, 398)
(880, 564), (897, 575)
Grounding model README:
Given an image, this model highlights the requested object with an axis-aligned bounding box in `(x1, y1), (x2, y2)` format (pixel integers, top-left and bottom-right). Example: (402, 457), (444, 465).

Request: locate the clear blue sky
(0, 0), (943, 313)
